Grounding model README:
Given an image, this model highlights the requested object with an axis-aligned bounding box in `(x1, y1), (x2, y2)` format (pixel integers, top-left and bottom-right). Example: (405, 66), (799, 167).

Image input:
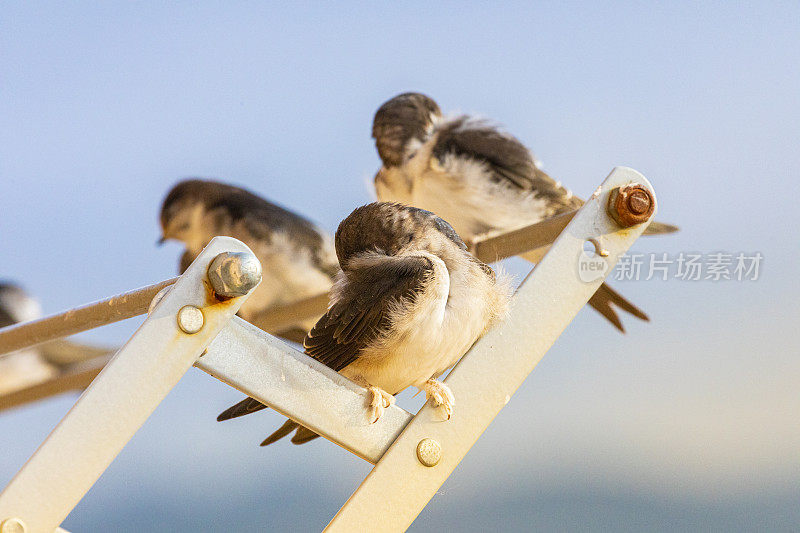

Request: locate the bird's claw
(368, 386), (395, 424)
(422, 379), (455, 420)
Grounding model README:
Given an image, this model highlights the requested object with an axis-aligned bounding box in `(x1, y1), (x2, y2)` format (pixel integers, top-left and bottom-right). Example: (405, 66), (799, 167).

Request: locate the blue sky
(2, 3), (799, 531)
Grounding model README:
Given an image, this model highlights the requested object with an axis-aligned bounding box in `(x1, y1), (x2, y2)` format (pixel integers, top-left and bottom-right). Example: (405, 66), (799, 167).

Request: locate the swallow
(159, 179), (340, 338)
(372, 92), (679, 332)
(217, 202), (511, 446)
(0, 283), (58, 394)
(0, 283), (116, 399)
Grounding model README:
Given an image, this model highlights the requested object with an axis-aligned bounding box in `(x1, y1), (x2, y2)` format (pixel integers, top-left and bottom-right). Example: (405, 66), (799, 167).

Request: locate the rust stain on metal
(202, 279), (239, 308)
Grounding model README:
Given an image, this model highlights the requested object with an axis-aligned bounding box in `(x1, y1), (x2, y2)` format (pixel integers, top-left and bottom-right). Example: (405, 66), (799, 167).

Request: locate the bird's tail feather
(217, 396), (268, 422)
(290, 426), (320, 445)
(587, 283), (649, 333)
(259, 419), (320, 446)
(218, 396), (321, 447)
(644, 221), (679, 235)
(261, 419), (299, 446)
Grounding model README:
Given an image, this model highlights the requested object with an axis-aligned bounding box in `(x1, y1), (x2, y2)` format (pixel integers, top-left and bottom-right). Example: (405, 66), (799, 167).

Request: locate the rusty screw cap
(608, 183), (654, 227)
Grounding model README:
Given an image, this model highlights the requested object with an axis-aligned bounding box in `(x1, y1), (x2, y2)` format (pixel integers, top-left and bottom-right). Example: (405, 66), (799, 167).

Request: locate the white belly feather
(342, 252), (493, 393)
(376, 156), (551, 240)
(414, 158), (551, 239)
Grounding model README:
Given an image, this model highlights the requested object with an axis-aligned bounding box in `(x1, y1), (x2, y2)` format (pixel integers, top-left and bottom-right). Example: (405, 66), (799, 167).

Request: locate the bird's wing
(431, 117), (583, 213)
(304, 254), (433, 372)
(259, 254), (434, 447)
(217, 253), (433, 428)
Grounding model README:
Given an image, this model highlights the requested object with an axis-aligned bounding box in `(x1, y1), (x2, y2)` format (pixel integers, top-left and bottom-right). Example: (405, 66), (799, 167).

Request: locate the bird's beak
(157, 236), (167, 246)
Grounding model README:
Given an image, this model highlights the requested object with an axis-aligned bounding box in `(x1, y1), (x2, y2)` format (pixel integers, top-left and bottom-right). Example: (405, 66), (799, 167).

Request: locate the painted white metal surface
(325, 167), (656, 532)
(0, 353), (111, 413)
(0, 278), (178, 358)
(197, 317), (414, 463)
(0, 237), (259, 533)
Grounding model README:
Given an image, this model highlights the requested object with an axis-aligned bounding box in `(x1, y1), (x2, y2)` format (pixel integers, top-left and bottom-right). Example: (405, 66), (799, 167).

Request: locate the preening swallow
(217, 202), (511, 446)
(159, 179), (339, 338)
(372, 92), (679, 332)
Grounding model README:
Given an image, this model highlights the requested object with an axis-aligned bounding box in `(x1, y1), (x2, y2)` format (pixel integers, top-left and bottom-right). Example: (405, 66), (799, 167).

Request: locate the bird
(0, 283), (116, 402)
(217, 202), (511, 446)
(0, 283), (58, 394)
(372, 92), (679, 332)
(159, 179), (340, 339)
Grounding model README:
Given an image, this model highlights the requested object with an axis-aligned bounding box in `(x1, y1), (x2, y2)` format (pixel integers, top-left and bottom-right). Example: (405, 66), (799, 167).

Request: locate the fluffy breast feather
(417, 153), (551, 238)
(341, 251), (509, 393)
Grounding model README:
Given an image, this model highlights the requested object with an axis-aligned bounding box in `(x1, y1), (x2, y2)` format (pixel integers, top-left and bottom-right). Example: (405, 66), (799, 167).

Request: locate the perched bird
(217, 202), (511, 446)
(0, 283), (58, 394)
(159, 179), (339, 338)
(0, 283), (115, 402)
(372, 92), (678, 332)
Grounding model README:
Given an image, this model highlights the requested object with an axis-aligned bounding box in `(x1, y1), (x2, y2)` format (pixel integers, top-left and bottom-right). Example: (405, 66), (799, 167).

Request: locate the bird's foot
(422, 378), (455, 420)
(368, 386), (395, 424)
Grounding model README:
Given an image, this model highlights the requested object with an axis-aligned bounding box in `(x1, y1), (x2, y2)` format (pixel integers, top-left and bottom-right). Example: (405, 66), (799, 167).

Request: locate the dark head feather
(335, 202), (466, 268)
(0, 283), (33, 327)
(161, 180), (314, 239)
(0, 284), (21, 328)
(372, 93), (441, 167)
(160, 179), (337, 275)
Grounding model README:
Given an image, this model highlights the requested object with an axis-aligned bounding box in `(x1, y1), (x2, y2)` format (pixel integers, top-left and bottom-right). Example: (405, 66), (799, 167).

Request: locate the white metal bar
(468, 208), (576, 263)
(0, 237), (259, 533)
(0, 341), (116, 412)
(248, 292), (330, 334)
(38, 339), (115, 366)
(325, 167), (656, 532)
(196, 317), (413, 463)
(0, 278), (178, 357)
(0, 354), (111, 413)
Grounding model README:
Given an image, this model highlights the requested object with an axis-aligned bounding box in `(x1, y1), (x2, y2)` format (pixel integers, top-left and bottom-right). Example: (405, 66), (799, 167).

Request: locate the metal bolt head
(608, 183), (655, 227)
(626, 189), (650, 215)
(1, 518), (27, 533)
(177, 305), (204, 334)
(207, 252), (262, 299)
(416, 438), (442, 467)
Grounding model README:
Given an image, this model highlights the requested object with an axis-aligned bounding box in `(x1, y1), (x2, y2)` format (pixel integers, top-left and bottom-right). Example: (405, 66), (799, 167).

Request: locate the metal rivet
(416, 438), (442, 467)
(207, 251), (262, 299)
(1, 518), (27, 533)
(177, 305), (204, 334)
